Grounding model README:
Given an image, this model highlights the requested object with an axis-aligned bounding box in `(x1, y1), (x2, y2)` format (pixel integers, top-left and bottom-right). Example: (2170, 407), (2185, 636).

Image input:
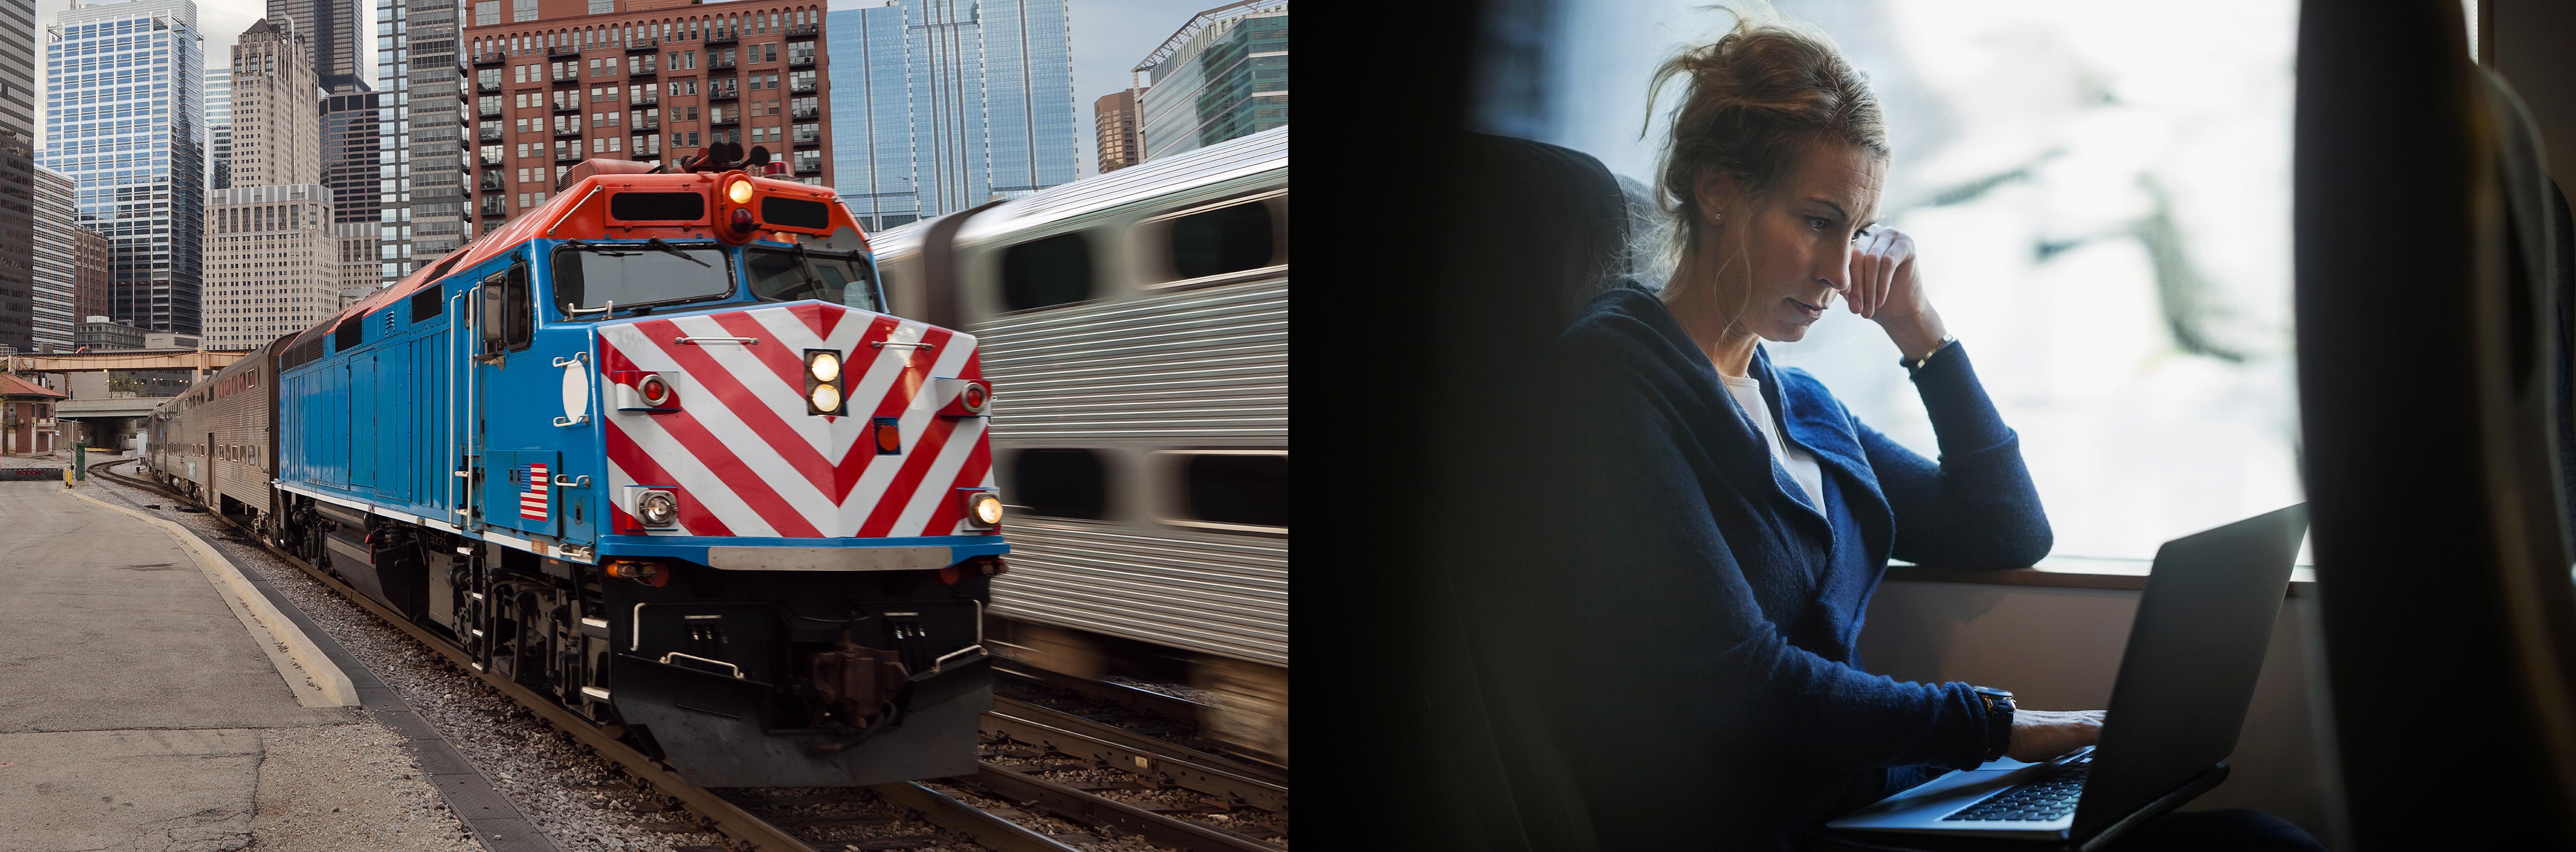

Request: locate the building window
(512, 0), (537, 22)
(587, 0), (612, 14)
(474, 0), (500, 26)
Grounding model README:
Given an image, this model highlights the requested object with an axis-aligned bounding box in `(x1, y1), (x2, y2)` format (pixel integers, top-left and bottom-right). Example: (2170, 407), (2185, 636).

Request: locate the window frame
(547, 240), (737, 321)
(1134, 188), (1289, 292)
(1004, 447), (1117, 523)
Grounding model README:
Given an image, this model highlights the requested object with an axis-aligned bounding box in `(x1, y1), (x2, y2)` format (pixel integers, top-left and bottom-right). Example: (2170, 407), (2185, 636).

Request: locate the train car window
(504, 263), (533, 350)
(1165, 197), (1281, 282)
(1010, 448), (1109, 520)
(411, 287), (443, 322)
(334, 316), (362, 352)
(1000, 231), (1095, 311)
(743, 247), (880, 311)
(552, 241), (732, 318)
(1171, 451), (1288, 531)
(608, 191), (706, 222)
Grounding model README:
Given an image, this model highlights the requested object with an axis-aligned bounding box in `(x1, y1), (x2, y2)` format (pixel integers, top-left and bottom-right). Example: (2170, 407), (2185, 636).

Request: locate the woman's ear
(1693, 169), (1740, 226)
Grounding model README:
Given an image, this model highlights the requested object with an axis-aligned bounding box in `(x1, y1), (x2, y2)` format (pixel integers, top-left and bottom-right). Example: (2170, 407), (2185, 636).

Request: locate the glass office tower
(44, 0), (207, 336)
(1136, 1), (1287, 161)
(206, 66), (229, 190)
(269, 0), (366, 92)
(0, 0), (36, 351)
(375, 0), (471, 288)
(824, 0), (1075, 230)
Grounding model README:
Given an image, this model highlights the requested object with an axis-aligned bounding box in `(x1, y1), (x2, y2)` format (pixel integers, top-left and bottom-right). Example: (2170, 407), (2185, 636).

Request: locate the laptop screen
(2074, 504), (2309, 837)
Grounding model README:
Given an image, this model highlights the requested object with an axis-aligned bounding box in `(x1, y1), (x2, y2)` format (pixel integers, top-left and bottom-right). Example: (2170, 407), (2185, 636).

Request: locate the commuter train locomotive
(147, 144), (1008, 787)
(868, 126), (1288, 761)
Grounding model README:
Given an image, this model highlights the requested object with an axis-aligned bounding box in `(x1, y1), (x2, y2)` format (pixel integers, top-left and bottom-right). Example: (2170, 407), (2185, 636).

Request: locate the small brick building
(0, 374), (67, 455)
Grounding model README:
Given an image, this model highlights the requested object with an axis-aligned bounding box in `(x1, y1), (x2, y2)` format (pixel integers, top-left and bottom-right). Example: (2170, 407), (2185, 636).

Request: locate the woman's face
(1694, 144), (1887, 343)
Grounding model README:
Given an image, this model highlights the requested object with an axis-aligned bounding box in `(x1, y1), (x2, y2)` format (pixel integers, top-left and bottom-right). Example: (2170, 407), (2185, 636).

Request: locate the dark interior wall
(2493, 0), (2576, 187)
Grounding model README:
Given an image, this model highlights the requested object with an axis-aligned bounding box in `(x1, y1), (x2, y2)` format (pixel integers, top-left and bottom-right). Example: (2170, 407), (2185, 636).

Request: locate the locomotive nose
(593, 301), (995, 540)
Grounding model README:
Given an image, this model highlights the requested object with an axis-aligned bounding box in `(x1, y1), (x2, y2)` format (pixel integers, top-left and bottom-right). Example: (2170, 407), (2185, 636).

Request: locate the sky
(33, 0), (1220, 176)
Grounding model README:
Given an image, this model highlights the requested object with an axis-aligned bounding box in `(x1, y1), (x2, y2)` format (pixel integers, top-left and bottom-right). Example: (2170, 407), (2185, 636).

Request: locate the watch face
(1973, 686), (2013, 698)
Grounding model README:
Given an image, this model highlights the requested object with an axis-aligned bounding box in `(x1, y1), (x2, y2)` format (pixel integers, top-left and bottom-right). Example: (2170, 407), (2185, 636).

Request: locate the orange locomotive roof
(293, 166), (864, 352)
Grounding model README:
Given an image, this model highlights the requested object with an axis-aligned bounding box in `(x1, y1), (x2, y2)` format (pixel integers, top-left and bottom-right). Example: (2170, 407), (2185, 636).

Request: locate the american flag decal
(521, 462), (550, 521)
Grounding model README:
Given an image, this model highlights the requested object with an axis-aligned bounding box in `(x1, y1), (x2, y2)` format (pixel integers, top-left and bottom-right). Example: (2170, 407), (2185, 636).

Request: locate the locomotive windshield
(552, 239), (735, 318)
(744, 246), (882, 312)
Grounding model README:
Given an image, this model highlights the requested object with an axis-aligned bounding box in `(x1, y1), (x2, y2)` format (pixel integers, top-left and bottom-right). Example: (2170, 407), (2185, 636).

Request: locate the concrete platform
(0, 481), (475, 852)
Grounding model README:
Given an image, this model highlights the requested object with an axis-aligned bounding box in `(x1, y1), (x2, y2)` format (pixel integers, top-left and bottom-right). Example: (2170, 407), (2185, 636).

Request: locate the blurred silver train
(866, 126), (1288, 762)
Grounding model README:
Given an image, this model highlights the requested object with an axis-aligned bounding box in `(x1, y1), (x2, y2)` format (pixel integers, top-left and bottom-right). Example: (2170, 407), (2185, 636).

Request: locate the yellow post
(62, 464), (73, 488)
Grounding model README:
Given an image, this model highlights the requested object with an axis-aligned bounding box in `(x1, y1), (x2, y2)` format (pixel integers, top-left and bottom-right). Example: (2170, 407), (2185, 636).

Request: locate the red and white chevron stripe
(594, 303), (996, 539)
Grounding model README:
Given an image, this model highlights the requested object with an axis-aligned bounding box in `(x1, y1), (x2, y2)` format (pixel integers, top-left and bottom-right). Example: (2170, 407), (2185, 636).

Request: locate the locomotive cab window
(552, 240), (732, 319)
(744, 246), (882, 311)
(1009, 448), (1110, 521)
(1154, 450), (1288, 534)
(1146, 190), (1287, 288)
(999, 231), (1096, 312)
(480, 263), (533, 355)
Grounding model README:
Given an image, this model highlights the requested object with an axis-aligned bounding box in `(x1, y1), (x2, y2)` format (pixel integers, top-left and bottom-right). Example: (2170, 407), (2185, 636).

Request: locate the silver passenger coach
(871, 126), (1288, 759)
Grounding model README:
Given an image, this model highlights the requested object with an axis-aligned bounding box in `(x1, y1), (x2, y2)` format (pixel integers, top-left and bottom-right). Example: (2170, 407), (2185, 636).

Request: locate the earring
(1711, 211), (1723, 225)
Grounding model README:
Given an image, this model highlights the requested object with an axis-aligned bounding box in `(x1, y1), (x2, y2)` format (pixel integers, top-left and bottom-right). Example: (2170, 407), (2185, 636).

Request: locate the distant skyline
(31, 0), (1220, 176)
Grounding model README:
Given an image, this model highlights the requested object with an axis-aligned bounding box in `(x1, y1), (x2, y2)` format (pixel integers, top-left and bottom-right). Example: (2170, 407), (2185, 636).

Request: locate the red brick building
(464, 0), (831, 228)
(0, 374), (66, 456)
(73, 228), (110, 323)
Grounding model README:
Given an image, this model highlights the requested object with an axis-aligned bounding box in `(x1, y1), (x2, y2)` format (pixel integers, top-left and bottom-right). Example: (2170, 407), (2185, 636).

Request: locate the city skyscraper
(825, 0), (1077, 231)
(31, 166), (76, 348)
(268, 0), (364, 91)
(206, 18), (335, 350)
(206, 65), (229, 190)
(0, 0), (36, 352)
(464, 0), (834, 228)
(321, 86), (381, 304)
(226, 19), (320, 187)
(1095, 87), (1144, 173)
(1135, 0), (1286, 161)
(375, 0), (471, 288)
(43, 0), (208, 336)
(205, 184), (339, 350)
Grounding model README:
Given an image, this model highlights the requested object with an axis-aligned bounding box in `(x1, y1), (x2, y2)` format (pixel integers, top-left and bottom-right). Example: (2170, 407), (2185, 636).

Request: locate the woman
(1475, 14), (2323, 852)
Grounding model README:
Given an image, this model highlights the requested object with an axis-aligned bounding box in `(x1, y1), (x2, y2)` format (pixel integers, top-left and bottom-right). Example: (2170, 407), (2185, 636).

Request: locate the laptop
(1824, 503), (2309, 843)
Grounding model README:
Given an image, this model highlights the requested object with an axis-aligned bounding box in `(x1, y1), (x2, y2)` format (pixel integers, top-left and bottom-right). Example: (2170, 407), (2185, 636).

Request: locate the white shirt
(1718, 372), (1828, 514)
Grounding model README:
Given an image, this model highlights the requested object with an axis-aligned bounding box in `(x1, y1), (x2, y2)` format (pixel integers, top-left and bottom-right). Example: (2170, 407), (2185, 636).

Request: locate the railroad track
(91, 461), (1286, 852)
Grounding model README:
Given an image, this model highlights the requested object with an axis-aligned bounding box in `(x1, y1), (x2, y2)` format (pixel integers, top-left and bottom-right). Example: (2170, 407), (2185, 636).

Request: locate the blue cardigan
(1487, 283), (2053, 850)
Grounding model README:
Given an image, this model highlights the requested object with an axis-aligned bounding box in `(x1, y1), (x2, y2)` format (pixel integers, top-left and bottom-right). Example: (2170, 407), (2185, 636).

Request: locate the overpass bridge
(4, 349), (244, 381)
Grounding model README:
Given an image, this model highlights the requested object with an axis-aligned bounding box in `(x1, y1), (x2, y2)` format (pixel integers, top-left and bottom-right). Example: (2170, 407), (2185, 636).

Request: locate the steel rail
(91, 465), (825, 852)
(969, 764), (1280, 852)
(993, 658), (1290, 776)
(869, 781), (1085, 852)
(984, 698), (1288, 812)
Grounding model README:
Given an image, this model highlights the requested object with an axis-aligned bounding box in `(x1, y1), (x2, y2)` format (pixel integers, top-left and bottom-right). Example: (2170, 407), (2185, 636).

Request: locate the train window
(552, 241), (732, 318)
(608, 191), (706, 222)
(1159, 450), (1288, 532)
(1163, 196), (1282, 283)
(743, 247), (880, 311)
(504, 263), (533, 350)
(334, 316), (362, 352)
(1010, 448), (1109, 520)
(411, 287), (443, 322)
(1000, 231), (1095, 312)
(480, 270), (509, 357)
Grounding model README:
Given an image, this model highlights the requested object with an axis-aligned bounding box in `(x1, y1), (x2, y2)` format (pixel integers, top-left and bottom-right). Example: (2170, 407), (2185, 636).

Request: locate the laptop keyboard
(1941, 753), (2093, 823)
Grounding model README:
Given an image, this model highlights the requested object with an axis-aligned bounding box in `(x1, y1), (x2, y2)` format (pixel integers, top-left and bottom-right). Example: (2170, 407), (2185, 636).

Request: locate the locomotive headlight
(726, 178), (754, 204)
(809, 383), (843, 413)
(808, 351), (841, 383)
(637, 489), (679, 527)
(965, 491), (1004, 529)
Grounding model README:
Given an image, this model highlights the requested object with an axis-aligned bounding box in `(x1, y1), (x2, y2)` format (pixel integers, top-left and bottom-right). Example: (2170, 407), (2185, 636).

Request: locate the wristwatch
(1972, 686), (2016, 763)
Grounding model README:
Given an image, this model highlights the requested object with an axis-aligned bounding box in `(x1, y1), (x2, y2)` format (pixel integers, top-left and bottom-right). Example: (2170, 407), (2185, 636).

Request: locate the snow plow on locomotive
(147, 145), (1009, 788)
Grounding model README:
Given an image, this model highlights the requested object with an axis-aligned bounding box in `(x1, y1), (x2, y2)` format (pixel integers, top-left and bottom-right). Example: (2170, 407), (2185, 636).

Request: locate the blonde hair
(1644, 5), (1889, 301)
